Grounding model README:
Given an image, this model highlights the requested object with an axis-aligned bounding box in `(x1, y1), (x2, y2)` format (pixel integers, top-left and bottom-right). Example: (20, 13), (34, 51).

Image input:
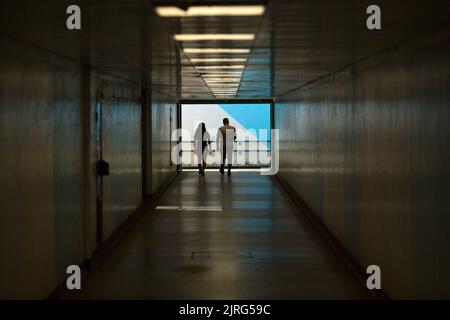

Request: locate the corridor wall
(275, 32), (450, 298)
(98, 83), (142, 242)
(0, 37), (145, 299)
(0, 37), (84, 299)
(149, 90), (177, 194)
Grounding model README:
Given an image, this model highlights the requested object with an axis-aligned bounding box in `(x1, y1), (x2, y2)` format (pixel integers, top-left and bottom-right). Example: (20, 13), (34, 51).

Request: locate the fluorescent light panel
(207, 85), (240, 88)
(201, 73), (242, 77)
(210, 91), (238, 93)
(174, 34), (254, 41)
(191, 58), (247, 63)
(155, 5), (265, 17)
(156, 205), (222, 212)
(204, 78), (242, 82)
(196, 65), (245, 69)
(184, 48), (250, 54)
(203, 78), (242, 82)
(212, 87), (238, 89)
(198, 70), (243, 73)
(210, 85), (239, 87)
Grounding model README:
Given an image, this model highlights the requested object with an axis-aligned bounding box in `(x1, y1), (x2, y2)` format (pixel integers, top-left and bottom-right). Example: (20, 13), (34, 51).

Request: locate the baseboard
(47, 171), (180, 300)
(144, 171), (180, 200)
(273, 173), (389, 300)
(88, 202), (147, 270)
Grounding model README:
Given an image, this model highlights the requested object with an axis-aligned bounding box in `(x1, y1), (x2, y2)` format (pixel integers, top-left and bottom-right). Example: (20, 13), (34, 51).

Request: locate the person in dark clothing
(194, 122), (211, 175)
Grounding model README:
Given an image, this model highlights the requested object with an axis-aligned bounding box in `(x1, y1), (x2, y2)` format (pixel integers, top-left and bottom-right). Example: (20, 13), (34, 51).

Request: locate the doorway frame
(177, 98), (275, 170)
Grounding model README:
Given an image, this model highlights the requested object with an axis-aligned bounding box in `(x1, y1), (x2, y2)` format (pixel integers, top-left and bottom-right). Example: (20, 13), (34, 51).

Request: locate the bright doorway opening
(179, 100), (273, 169)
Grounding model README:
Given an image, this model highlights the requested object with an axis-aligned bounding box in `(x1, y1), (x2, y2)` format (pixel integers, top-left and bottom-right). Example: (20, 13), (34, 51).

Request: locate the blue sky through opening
(218, 103), (271, 140)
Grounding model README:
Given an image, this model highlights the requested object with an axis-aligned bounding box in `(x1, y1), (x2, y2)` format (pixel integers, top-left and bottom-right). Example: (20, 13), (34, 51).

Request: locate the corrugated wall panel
(101, 98), (142, 240)
(0, 38), (83, 299)
(275, 33), (450, 299)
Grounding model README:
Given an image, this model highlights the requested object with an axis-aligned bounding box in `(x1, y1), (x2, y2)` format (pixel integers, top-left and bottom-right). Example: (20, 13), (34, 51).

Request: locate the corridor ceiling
(1, 0), (449, 100)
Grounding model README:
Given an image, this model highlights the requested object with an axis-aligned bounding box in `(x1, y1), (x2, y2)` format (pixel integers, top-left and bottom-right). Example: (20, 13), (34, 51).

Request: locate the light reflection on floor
(66, 172), (369, 299)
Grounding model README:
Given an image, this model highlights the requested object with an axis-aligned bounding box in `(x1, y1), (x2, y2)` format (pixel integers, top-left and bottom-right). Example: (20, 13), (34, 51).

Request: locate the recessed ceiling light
(208, 84), (240, 87)
(202, 76), (242, 80)
(210, 87), (239, 89)
(205, 81), (241, 85)
(203, 78), (242, 82)
(200, 71), (243, 74)
(155, 5), (265, 17)
(191, 58), (247, 63)
(207, 85), (240, 87)
(201, 73), (242, 77)
(174, 34), (255, 41)
(196, 65), (245, 70)
(183, 48), (251, 54)
(212, 88), (237, 90)
(210, 85), (239, 87)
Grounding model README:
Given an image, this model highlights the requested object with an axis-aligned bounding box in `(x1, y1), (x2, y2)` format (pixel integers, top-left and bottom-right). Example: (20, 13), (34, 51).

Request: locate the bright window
(181, 103), (271, 167)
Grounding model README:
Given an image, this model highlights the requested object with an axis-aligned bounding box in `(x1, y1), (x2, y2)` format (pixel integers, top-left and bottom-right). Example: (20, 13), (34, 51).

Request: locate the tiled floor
(67, 171), (368, 299)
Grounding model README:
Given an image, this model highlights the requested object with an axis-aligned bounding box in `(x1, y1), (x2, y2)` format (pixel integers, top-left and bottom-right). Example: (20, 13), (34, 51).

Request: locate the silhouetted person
(194, 122), (211, 175)
(216, 118), (236, 175)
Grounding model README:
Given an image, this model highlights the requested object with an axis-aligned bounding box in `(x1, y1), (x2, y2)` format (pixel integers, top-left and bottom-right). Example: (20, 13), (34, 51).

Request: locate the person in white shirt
(216, 118), (236, 175)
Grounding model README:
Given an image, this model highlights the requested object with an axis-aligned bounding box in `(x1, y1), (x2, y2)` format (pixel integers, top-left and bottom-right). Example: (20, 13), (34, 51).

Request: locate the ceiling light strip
(191, 58), (247, 63)
(196, 65), (245, 70)
(183, 48), (251, 54)
(175, 34), (255, 41)
(156, 5), (265, 17)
